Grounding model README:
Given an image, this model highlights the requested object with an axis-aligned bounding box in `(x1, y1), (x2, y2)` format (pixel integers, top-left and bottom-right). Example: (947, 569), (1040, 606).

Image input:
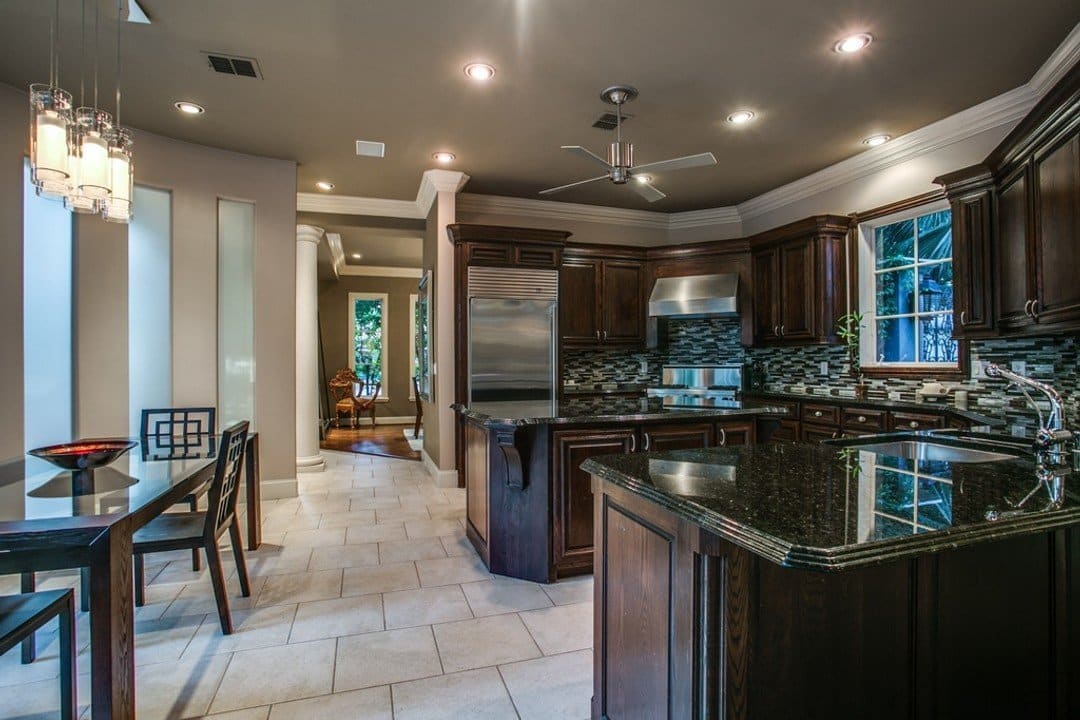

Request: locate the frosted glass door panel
(218, 200), (255, 427)
(23, 161), (73, 449)
(128, 186), (172, 436)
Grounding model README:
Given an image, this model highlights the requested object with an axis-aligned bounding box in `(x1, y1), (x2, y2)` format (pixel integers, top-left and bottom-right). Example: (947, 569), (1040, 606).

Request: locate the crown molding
(456, 192), (675, 229)
(297, 193), (422, 218)
(339, 265), (423, 279)
(1030, 22), (1080, 98)
(418, 170), (471, 215)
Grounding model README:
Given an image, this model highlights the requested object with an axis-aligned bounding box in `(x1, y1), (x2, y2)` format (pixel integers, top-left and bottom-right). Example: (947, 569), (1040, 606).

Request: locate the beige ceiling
(298, 213), (424, 269)
(1, 1), (1076, 212)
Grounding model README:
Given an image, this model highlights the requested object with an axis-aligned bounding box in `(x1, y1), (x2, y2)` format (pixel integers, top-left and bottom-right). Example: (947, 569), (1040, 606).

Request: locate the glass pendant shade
(102, 127), (133, 222)
(63, 145), (98, 214)
(29, 84), (72, 186)
(75, 107), (113, 200)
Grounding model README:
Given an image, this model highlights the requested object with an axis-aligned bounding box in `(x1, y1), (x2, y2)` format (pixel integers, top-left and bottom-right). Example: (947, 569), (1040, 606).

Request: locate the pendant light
(29, 0), (72, 198)
(64, 0), (96, 213)
(102, 0), (132, 222)
(74, 0), (112, 202)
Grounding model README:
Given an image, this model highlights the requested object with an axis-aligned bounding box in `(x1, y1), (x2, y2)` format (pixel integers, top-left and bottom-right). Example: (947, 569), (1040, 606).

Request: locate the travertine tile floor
(0, 451), (593, 719)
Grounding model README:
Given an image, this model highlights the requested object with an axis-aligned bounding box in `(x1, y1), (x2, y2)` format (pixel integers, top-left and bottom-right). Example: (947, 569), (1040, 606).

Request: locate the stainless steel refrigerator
(467, 267), (558, 415)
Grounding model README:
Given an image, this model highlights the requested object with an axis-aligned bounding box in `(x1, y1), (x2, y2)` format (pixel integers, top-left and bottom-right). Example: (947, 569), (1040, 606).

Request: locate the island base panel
(592, 475), (1078, 720)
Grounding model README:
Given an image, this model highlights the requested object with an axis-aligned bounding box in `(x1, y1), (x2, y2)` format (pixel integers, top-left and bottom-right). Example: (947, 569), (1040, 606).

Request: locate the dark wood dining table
(0, 432), (261, 720)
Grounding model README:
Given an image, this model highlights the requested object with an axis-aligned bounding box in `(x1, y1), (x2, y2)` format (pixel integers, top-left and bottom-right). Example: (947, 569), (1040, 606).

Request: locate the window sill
(861, 365), (965, 380)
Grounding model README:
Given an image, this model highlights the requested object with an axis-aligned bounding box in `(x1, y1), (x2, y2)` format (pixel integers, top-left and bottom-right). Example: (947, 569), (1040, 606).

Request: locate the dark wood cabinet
(750, 216), (848, 346)
(559, 252), (646, 348)
(996, 167), (1035, 332)
(800, 425), (839, 443)
(889, 411), (946, 432)
(716, 420), (754, 446)
(937, 166), (996, 337)
(642, 423), (714, 452)
(1033, 133), (1080, 327)
(759, 418), (800, 443)
(551, 428), (635, 576)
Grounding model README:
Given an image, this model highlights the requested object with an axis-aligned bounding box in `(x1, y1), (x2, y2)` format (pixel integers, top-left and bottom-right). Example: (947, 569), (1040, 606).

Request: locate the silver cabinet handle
(643, 432), (650, 451)
(1024, 299), (1034, 318)
(595, 329), (601, 340)
(629, 434), (636, 452)
(909, 420), (919, 429)
(773, 325), (780, 337)
(857, 415), (867, 423)
(1031, 299), (1040, 318)
(832, 431), (840, 439)
(780, 325), (785, 337)
(814, 410), (823, 418)
(718, 427), (727, 446)
(959, 310), (967, 326)
(602, 329), (608, 341)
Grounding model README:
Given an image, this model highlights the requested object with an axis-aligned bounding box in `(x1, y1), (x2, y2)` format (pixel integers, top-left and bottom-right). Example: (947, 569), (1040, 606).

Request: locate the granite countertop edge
(452, 403), (789, 428)
(582, 455), (1080, 573)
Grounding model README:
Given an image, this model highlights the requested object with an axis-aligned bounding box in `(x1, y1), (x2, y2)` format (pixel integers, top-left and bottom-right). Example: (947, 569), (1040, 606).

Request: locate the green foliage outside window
(354, 298), (383, 387)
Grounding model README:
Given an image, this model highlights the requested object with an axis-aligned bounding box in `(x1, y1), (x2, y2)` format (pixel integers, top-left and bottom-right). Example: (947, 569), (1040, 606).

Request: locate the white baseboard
(260, 477), (299, 500)
(421, 448), (459, 488)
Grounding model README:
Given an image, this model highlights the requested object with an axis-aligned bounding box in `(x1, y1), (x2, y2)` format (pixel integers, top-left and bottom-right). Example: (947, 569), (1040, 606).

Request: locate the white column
(295, 224), (325, 473)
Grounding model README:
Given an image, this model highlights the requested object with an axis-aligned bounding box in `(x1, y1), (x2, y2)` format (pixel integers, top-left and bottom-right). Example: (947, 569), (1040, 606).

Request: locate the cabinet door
(1034, 134), (1080, 327)
(641, 423), (714, 452)
(601, 260), (645, 345)
(552, 429), (635, 575)
(759, 418), (800, 443)
(716, 420), (754, 446)
(751, 247), (780, 343)
(950, 191), (995, 335)
(997, 169), (1035, 331)
(559, 260), (602, 346)
(800, 425), (839, 443)
(777, 238), (816, 341)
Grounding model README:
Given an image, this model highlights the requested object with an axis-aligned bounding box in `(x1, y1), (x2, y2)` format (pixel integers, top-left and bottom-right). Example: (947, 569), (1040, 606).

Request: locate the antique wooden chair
(0, 589), (76, 718)
(132, 421), (251, 634)
(412, 376), (423, 439)
(329, 369), (380, 428)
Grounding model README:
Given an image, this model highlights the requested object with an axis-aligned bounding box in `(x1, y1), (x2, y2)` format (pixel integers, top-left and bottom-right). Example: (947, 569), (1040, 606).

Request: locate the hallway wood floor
(321, 424), (421, 461)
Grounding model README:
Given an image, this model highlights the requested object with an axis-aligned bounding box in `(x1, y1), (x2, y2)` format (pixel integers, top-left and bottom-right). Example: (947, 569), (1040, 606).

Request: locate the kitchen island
(584, 436), (1080, 719)
(453, 397), (787, 582)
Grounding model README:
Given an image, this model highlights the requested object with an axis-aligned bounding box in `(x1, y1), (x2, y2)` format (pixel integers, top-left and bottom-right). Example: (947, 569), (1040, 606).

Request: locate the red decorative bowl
(28, 439), (138, 471)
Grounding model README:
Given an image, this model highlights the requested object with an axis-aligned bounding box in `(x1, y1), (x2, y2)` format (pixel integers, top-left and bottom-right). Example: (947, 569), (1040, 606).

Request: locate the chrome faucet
(984, 363), (1075, 465)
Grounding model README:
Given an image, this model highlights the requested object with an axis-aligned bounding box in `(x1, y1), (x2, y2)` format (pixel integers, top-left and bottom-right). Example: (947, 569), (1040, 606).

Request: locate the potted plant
(836, 311), (868, 399)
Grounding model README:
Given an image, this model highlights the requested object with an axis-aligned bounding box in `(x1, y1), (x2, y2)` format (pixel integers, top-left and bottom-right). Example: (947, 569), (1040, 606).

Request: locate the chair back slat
(141, 407), (217, 438)
(203, 421), (249, 538)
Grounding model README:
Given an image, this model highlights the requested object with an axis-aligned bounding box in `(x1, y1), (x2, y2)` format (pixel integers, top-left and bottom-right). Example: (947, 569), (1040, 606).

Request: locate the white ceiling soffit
(297, 169), (469, 219)
(338, 265), (423, 278)
(297, 23), (1079, 229)
(325, 232), (345, 279)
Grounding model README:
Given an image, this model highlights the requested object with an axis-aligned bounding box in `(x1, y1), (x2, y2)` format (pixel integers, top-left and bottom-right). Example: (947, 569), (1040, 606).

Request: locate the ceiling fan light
(635, 174), (652, 184)
(835, 33), (873, 54)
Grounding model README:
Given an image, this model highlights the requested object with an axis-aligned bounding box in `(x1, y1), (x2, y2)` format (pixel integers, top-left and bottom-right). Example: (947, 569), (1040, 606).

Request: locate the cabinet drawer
(841, 408), (887, 432)
(890, 411), (946, 431)
(515, 244), (560, 268)
(801, 426), (839, 443)
(802, 403), (841, 426)
(467, 242), (513, 265)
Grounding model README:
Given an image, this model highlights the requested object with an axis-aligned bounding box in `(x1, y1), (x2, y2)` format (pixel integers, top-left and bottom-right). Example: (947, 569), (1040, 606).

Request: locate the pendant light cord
(93, 0), (99, 110)
(115, 0), (122, 125)
(48, 0), (58, 87)
(79, 0), (86, 106)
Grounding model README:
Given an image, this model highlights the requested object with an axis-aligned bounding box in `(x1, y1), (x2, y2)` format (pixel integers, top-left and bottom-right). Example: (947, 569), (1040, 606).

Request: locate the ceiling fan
(540, 85), (718, 202)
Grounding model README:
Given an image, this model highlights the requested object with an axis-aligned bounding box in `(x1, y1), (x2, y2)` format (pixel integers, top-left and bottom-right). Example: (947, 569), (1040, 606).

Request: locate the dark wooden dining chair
(412, 376), (423, 439)
(0, 589), (77, 718)
(132, 421), (251, 635)
(141, 407), (217, 571)
(355, 381), (381, 428)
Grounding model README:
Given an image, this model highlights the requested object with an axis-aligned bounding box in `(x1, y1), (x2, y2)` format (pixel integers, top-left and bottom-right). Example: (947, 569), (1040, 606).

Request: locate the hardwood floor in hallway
(321, 424), (421, 461)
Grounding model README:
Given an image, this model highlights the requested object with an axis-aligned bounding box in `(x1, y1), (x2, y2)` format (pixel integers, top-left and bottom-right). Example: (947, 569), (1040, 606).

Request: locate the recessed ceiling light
(727, 110), (755, 124)
(174, 101), (204, 114)
(350, 253), (363, 260)
(464, 62), (495, 81)
(432, 151), (456, 163)
(863, 134), (891, 147)
(315, 181), (335, 191)
(635, 175), (653, 184)
(835, 33), (873, 54)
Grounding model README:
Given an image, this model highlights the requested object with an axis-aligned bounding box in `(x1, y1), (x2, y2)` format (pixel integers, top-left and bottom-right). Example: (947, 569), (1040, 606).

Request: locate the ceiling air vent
(592, 111), (630, 130)
(356, 140), (386, 158)
(203, 52), (262, 79)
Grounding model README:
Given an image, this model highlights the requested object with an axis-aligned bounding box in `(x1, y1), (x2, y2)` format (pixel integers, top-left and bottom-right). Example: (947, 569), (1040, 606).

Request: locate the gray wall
(0, 82), (298, 487)
(319, 274), (420, 419)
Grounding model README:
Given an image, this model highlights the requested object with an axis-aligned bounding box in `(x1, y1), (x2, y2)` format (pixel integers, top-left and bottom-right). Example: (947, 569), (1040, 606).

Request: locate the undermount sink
(855, 440), (1018, 464)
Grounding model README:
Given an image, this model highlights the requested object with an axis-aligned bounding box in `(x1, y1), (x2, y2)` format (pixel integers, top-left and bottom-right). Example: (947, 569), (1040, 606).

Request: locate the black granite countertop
(562, 382), (647, 396)
(744, 391), (1002, 427)
(582, 433), (1080, 572)
(453, 397), (788, 427)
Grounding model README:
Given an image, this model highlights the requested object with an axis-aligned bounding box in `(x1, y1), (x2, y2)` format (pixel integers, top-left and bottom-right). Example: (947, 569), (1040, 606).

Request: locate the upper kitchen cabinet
(939, 64), (1080, 338)
(560, 246), (646, 348)
(448, 223), (571, 270)
(748, 215), (849, 346)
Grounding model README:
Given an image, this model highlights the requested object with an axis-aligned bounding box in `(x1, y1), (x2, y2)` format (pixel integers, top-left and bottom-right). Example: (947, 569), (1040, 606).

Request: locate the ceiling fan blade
(631, 181), (667, 203)
(539, 174), (610, 196)
(561, 145), (613, 169)
(630, 152), (717, 176)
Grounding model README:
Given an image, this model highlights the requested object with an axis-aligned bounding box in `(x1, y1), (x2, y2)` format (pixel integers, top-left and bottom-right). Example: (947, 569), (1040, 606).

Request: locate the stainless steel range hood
(647, 273), (739, 318)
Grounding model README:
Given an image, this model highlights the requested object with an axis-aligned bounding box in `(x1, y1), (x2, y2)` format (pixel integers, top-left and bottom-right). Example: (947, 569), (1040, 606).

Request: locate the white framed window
(348, 292), (388, 399)
(857, 201), (957, 370)
(409, 293), (418, 400)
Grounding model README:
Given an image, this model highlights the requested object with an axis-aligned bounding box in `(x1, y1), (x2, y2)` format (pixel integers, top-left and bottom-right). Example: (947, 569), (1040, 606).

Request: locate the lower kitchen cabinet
(552, 428), (635, 577)
(717, 420), (754, 446)
(801, 425), (839, 443)
(641, 423), (714, 452)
